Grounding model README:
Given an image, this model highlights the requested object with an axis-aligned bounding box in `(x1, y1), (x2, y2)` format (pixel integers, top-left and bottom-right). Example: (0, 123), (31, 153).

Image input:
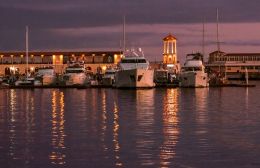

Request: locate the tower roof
(163, 34), (177, 41)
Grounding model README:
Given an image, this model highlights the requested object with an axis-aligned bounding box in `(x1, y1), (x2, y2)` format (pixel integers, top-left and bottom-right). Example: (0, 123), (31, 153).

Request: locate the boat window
(137, 59), (146, 63)
(137, 75), (143, 81)
(105, 72), (115, 75)
(183, 67), (202, 71)
(121, 59), (146, 63)
(66, 70), (84, 73)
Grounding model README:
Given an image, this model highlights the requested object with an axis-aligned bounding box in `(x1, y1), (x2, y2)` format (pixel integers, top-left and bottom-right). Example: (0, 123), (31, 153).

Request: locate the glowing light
(167, 64), (174, 67)
(10, 66), (16, 71)
(102, 66), (107, 71)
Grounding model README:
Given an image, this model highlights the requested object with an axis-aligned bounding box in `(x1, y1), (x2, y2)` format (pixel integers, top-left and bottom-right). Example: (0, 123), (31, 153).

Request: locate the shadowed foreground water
(0, 84), (260, 168)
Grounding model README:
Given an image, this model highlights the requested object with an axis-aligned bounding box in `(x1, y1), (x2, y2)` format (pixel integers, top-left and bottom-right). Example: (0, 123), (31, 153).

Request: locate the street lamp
(10, 55), (14, 65)
(41, 54), (44, 64)
(31, 54), (34, 64)
(0, 55), (3, 64)
(20, 55), (24, 63)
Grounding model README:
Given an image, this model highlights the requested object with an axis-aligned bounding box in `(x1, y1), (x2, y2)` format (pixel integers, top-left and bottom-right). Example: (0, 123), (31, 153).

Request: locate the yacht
(115, 49), (154, 88)
(102, 67), (116, 86)
(34, 66), (56, 86)
(63, 62), (87, 86)
(15, 76), (35, 86)
(179, 53), (208, 87)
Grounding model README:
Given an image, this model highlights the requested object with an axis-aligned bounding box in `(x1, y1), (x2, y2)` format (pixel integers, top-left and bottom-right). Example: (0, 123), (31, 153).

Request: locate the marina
(0, 32), (257, 89)
(1, 1), (260, 167)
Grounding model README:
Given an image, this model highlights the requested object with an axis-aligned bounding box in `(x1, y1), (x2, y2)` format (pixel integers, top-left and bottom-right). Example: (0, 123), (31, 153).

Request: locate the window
(121, 59), (146, 63)
(107, 56), (112, 63)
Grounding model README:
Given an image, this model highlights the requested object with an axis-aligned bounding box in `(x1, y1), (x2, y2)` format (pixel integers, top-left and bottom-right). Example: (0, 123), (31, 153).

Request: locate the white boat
(115, 49), (155, 88)
(179, 53), (208, 87)
(63, 63), (87, 86)
(34, 67), (56, 86)
(102, 67), (116, 86)
(15, 77), (35, 86)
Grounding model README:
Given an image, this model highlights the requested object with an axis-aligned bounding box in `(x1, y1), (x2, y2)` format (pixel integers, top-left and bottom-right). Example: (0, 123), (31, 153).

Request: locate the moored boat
(115, 49), (154, 88)
(179, 53), (208, 87)
(102, 67), (116, 86)
(34, 66), (56, 86)
(63, 62), (88, 86)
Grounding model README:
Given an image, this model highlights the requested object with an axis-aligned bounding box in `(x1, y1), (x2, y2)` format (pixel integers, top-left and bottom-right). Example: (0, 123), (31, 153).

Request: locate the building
(162, 34), (180, 73)
(207, 51), (260, 79)
(0, 51), (122, 75)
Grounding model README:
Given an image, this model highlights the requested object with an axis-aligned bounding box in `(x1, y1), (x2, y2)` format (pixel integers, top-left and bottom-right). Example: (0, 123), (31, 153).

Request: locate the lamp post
(0, 55), (3, 64)
(20, 55), (24, 64)
(11, 55), (14, 65)
(41, 54), (44, 64)
(31, 54), (34, 64)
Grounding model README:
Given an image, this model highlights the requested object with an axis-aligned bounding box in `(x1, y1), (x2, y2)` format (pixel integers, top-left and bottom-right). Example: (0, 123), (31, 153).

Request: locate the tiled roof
(163, 34), (177, 41)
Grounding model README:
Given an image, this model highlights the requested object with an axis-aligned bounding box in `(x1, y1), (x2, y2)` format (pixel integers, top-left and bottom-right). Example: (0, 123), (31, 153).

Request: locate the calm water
(0, 83), (260, 168)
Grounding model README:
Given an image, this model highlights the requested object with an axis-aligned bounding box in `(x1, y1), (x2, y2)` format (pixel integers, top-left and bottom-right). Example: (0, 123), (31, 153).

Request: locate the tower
(163, 34), (177, 65)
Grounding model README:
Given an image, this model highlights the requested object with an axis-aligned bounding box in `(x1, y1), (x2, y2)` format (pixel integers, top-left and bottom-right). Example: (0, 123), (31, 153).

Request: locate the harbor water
(0, 82), (260, 168)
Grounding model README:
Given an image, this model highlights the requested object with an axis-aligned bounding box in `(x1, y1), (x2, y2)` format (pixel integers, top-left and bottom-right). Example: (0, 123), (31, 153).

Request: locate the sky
(1, 0), (260, 63)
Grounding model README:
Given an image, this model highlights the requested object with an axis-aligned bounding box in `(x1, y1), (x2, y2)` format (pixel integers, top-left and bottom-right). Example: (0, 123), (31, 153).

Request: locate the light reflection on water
(160, 89), (179, 168)
(49, 90), (66, 165)
(0, 85), (260, 168)
(136, 89), (156, 167)
(7, 89), (36, 166)
(113, 99), (122, 167)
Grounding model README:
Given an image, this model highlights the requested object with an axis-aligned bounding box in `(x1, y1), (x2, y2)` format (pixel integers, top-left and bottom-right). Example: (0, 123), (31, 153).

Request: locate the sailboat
(15, 26), (35, 86)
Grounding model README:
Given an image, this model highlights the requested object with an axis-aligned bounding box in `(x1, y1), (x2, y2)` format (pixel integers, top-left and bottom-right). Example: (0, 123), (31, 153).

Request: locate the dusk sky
(1, 0), (260, 63)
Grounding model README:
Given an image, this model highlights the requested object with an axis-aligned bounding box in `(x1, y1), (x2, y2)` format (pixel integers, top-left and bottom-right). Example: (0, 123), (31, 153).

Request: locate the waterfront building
(0, 51), (122, 75)
(207, 51), (260, 79)
(162, 34), (180, 73)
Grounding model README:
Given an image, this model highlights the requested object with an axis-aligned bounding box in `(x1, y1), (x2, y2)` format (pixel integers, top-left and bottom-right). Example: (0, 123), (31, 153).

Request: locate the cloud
(1, 0), (260, 30)
(1, 0), (260, 64)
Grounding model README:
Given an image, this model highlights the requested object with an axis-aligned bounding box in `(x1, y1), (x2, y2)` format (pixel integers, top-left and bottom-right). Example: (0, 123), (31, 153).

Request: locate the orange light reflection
(160, 89), (180, 168)
(49, 90), (66, 165)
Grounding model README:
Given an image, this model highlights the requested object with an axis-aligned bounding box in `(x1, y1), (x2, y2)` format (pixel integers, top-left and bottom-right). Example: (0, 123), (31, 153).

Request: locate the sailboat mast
(26, 26), (29, 78)
(216, 8), (220, 52)
(202, 19), (205, 57)
(123, 15), (126, 53)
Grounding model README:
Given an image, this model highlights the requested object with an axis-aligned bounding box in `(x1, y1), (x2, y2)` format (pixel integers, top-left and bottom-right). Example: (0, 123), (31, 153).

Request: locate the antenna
(123, 15), (126, 53)
(202, 18), (205, 57)
(26, 26), (29, 78)
(216, 8), (220, 52)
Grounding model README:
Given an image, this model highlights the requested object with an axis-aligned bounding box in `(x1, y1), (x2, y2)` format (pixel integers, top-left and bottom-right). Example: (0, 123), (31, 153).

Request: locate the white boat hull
(65, 74), (87, 86)
(15, 78), (34, 86)
(179, 71), (208, 87)
(43, 75), (56, 86)
(115, 69), (154, 88)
